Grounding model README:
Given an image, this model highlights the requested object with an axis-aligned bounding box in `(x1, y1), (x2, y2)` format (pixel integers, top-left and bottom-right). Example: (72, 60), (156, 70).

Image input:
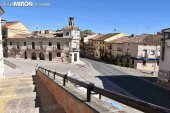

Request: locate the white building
(4, 17), (80, 63)
(112, 34), (161, 72)
(0, 6), (5, 77)
(158, 28), (170, 87)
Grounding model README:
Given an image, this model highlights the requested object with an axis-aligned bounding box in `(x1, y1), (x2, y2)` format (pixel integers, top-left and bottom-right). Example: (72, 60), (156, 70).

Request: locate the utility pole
(0, 6), (5, 77)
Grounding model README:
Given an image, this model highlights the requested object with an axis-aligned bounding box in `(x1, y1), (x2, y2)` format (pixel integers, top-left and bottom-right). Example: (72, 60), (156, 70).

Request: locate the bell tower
(69, 17), (74, 26)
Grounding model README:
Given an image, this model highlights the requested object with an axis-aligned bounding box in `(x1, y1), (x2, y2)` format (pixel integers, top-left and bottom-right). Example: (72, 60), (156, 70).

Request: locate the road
(83, 58), (170, 109)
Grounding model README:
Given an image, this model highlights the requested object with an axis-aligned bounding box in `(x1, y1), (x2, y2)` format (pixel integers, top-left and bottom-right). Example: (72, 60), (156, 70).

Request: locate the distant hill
(80, 30), (96, 38)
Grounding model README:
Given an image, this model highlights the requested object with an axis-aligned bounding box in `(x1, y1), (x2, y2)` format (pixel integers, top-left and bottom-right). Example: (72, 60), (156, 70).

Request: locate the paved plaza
(4, 58), (170, 113)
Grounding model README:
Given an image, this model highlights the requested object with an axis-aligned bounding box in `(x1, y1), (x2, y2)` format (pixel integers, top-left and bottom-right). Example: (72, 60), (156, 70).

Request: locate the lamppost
(0, 6), (5, 77)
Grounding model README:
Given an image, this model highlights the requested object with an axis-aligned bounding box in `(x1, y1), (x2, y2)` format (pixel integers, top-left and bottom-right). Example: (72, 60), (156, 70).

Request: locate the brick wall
(36, 70), (99, 113)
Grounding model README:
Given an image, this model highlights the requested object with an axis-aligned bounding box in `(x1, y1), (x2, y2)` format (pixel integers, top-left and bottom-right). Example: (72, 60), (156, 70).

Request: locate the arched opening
(39, 52), (45, 60)
(31, 52), (37, 60)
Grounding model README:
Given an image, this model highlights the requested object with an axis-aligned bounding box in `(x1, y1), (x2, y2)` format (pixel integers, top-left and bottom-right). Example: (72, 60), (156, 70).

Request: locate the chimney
(69, 17), (74, 26)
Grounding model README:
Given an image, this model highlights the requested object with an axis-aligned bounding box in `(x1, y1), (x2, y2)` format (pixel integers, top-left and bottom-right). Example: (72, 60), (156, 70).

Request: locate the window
(151, 50), (155, 55)
(24, 42), (26, 46)
(117, 47), (122, 51)
(157, 61), (159, 66)
(10, 42), (12, 45)
(17, 42), (19, 49)
(65, 42), (69, 47)
(132, 59), (135, 65)
(164, 32), (170, 39)
(66, 32), (69, 36)
(96, 52), (98, 56)
(32, 42), (35, 49)
(66, 53), (69, 57)
(49, 42), (52, 46)
(143, 60), (146, 66)
(57, 42), (61, 50)
(57, 53), (61, 57)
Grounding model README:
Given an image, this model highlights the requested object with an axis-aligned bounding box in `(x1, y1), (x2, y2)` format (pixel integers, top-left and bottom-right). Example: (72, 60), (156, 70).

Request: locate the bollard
(87, 83), (94, 102)
(63, 74), (67, 86)
(53, 72), (56, 80)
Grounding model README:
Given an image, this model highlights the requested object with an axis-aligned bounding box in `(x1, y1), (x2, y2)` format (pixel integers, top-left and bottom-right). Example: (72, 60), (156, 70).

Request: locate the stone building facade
(3, 17), (80, 63)
(112, 34), (161, 72)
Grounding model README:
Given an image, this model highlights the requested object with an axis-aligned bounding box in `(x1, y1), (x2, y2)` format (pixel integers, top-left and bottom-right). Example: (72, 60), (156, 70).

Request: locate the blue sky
(1, 0), (170, 35)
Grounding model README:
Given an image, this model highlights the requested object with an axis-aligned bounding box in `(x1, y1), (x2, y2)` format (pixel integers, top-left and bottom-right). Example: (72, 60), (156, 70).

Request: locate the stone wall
(36, 70), (99, 113)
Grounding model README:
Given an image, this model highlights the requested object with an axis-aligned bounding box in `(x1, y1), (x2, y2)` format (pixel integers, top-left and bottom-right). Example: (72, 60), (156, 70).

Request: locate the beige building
(81, 34), (103, 57)
(158, 28), (170, 87)
(112, 34), (161, 72)
(92, 33), (126, 59)
(3, 17), (81, 63)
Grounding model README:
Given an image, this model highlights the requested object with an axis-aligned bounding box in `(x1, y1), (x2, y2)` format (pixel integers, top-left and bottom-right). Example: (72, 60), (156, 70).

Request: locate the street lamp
(0, 6), (5, 77)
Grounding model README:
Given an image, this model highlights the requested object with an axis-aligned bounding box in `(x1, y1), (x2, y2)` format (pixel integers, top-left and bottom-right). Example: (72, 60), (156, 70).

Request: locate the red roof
(2, 21), (18, 28)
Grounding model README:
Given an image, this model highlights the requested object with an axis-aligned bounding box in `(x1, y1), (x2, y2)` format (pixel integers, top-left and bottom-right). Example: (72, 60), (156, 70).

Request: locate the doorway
(31, 52), (37, 60)
(39, 53), (45, 60)
(74, 53), (77, 62)
(24, 51), (27, 59)
(49, 52), (52, 61)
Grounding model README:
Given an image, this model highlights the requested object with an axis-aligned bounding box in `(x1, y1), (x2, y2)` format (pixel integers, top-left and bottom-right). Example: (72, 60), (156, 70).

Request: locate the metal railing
(37, 67), (170, 113)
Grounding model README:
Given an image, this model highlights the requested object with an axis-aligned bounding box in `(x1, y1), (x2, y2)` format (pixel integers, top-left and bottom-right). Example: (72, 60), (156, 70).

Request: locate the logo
(1, 1), (51, 7)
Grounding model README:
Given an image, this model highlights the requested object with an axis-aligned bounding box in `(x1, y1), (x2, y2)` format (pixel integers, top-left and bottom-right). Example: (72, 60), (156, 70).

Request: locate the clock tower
(63, 17), (80, 63)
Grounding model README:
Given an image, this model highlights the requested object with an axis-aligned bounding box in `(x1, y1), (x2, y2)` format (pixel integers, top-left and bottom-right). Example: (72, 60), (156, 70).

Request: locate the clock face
(165, 33), (169, 39)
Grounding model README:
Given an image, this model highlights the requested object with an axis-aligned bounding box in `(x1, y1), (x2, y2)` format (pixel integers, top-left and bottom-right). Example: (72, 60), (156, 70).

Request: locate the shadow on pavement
(96, 75), (170, 109)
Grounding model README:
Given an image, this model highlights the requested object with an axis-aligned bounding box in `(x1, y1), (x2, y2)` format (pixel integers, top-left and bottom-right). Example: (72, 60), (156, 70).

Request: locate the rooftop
(93, 33), (120, 41)
(113, 34), (161, 45)
(63, 26), (80, 30)
(2, 21), (19, 28)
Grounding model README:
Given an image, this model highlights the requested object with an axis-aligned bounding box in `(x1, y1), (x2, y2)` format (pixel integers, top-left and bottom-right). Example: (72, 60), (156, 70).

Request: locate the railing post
(63, 74), (67, 86)
(48, 70), (50, 76)
(45, 69), (46, 74)
(87, 83), (94, 102)
(53, 72), (56, 80)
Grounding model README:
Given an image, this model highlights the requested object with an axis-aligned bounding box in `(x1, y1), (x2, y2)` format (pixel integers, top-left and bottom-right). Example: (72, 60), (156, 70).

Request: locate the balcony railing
(37, 67), (170, 113)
